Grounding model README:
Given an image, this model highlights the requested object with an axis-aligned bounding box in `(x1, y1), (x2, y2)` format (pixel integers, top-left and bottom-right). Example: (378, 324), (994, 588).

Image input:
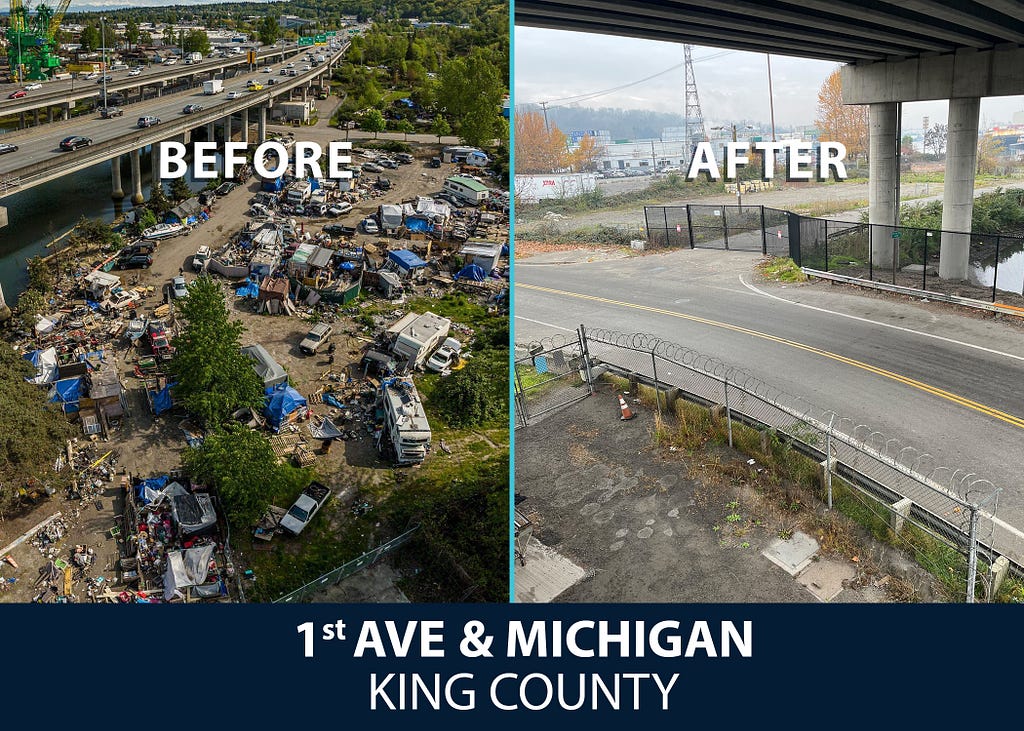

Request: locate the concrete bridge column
(111, 155), (124, 200)
(206, 121), (216, 142)
(19, 112), (26, 129)
(938, 97), (981, 281)
(151, 142), (161, 180)
(241, 107), (249, 143)
(258, 105), (266, 142)
(868, 102), (899, 270)
(33, 108), (40, 126)
(47, 107), (54, 123)
(130, 148), (144, 204)
(223, 114), (233, 142)
(62, 103), (70, 121)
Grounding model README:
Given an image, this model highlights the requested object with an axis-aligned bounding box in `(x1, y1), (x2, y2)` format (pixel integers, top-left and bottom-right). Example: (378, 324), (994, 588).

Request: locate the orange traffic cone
(617, 393), (635, 421)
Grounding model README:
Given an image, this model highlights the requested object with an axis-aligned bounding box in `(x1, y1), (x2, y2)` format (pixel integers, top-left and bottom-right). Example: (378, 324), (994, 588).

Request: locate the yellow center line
(517, 282), (1024, 430)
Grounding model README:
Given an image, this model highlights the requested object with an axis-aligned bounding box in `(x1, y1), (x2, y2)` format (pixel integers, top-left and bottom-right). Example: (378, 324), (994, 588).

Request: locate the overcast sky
(514, 27), (1024, 133)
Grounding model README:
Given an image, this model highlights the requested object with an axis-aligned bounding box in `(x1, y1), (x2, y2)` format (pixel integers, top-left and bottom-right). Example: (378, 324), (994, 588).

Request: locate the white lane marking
(514, 315), (574, 332)
(739, 275), (1024, 364)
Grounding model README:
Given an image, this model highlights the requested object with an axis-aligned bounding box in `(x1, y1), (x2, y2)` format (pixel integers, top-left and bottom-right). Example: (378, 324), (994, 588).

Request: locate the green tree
(148, 181), (171, 214)
(138, 30), (153, 46)
(361, 108), (386, 138)
(182, 29), (211, 55)
(433, 349), (508, 427)
(168, 275), (265, 427)
(79, 24), (101, 52)
(257, 16), (281, 46)
(183, 423), (305, 528)
(69, 216), (120, 252)
(437, 49), (505, 147)
(168, 176), (192, 202)
(15, 288), (46, 331)
(125, 19), (139, 49)
(430, 115), (451, 143)
(134, 208), (158, 233)
(396, 118), (415, 141)
(26, 256), (54, 294)
(0, 342), (76, 517)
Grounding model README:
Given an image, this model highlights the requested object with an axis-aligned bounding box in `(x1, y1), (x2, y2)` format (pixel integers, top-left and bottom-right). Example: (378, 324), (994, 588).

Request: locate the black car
(60, 136), (92, 151)
(116, 253), (153, 269)
(182, 104), (204, 114)
(0, 143), (18, 155)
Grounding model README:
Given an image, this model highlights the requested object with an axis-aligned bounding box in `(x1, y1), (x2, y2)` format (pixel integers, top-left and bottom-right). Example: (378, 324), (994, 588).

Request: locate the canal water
(0, 147), (210, 302)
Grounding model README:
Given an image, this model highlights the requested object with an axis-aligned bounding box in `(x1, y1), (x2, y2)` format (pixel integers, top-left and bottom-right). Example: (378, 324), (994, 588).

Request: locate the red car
(8, 90), (27, 99)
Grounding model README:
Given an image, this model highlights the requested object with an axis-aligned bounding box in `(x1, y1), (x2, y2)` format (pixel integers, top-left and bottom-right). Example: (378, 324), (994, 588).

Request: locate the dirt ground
(514, 381), (941, 603)
(0, 115), (504, 603)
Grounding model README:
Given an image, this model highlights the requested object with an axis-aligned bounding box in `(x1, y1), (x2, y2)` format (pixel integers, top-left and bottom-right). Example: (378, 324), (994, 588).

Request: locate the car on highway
(8, 90), (27, 99)
(59, 136), (92, 151)
(128, 67), (142, 77)
(226, 91), (243, 100)
(262, 67), (273, 73)
(162, 58), (178, 66)
(182, 104), (204, 114)
(98, 106), (124, 118)
(171, 275), (189, 299)
(246, 81), (264, 90)
(302, 64), (312, 71)
(83, 72), (99, 80)
(0, 143), (18, 155)
(137, 116), (161, 128)
(24, 83), (42, 91)
(286, 62), (295, 67)
(96, 75), (113, 83)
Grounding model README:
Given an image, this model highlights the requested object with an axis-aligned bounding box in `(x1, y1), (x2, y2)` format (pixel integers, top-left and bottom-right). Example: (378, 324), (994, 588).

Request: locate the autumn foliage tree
(514, 111), (567, 173)
(815, 68), (868, 161)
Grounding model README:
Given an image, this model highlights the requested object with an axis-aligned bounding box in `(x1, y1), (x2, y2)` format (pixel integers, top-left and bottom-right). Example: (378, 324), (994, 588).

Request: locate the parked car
(226, 91), (243, 100)
(192, 245), (211, 272)
(7, 90), (27, 99)
(100, 288), (141, 312)
(279, 482), (331, 535)
(324, 223), (356, 237)
(116, 253), (152, 269)
(171, 275), (189, 299)
(0, 143), (18, 155)
(98, 106), (123, 118)
(362, 162), (383, 173)
(396, 153), (414, 164)
(378, 158), (398, 169)
(428, 156), (441, 168)
(60, 136), (92, 151)
(182, 104), (204, 114)
(361, 217), (379, 234)
(426, 338), (463, 373)
(137, 116), (161, 128)
(24, 83), (42, 91)
(326, 202), (353, 217)
(307, 203), (328, 216)
(299, 323), (333, 355)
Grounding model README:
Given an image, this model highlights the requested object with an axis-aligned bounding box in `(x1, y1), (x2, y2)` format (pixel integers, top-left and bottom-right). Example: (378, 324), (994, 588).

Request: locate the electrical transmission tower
(683, 45), (706, 167)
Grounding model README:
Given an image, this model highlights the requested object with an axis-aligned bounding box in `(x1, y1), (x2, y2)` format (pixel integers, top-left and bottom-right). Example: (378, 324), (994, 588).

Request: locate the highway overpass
(516, 0), (1024, 281)
(0, 42), (348, 203)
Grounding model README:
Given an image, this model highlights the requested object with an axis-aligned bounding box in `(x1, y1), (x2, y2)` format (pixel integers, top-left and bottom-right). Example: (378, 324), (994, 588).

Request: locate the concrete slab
(797, 558), (857, 602)
(514, 537), (587, 603)
(310, 562), (411, 603)
(762, 531), (819, 576)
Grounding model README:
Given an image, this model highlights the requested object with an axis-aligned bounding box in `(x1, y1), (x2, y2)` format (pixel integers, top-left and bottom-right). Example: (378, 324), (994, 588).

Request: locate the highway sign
(299, 36), (314, 46)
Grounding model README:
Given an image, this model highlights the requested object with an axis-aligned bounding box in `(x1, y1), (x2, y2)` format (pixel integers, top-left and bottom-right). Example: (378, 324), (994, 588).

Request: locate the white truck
(202, 79), (224, 95)
(279, 482), (332, 535)
(187, 52), (203, 64)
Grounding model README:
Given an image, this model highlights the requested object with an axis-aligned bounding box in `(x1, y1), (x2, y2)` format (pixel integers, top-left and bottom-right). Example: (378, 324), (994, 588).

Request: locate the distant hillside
(517, 104), (686, 141)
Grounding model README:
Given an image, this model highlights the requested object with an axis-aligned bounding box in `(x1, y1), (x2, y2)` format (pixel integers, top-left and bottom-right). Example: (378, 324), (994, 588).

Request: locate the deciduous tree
(814, 68), (868, 160)
(361, 108), (386, 138)
(437, 49), (505, 148)
(513, 110), (567, 173)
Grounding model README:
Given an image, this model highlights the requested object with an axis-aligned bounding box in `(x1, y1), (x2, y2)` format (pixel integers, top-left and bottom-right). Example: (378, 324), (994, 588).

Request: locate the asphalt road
(0, 56), (334, 175)
(515, 248), (1024, 555)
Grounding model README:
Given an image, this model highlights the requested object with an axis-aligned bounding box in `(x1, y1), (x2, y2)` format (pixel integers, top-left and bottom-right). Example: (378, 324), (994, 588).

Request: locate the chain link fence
(513, 333), (594, 428)
(541, 326), (1008, 602)
(272, 526), (419, 603)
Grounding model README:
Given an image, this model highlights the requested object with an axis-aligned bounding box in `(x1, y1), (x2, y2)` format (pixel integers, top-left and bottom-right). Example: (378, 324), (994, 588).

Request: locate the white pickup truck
(279, 482), (332, 535)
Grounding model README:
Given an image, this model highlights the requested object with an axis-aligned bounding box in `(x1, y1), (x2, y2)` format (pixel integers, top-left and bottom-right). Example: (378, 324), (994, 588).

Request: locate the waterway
(0, 148), (209, 302)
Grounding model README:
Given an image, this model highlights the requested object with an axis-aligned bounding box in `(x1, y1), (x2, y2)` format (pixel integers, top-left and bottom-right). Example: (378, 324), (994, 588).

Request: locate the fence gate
(514, 331), (594, 427)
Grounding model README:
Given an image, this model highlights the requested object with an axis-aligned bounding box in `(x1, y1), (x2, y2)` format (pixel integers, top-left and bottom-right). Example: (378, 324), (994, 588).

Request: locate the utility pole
(766, 54), (777, 142)
(683, 45), (706, 169)
(101, 17), (108, 109)
(539, 100), (550, 131)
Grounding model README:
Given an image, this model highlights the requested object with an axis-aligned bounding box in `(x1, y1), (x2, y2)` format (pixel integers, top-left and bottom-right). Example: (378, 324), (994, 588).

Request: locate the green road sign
(299, 36), (313, 46)
(315, 34), (327, 43)
(891, 231), (902, 239)
(326, 31), (337, 37)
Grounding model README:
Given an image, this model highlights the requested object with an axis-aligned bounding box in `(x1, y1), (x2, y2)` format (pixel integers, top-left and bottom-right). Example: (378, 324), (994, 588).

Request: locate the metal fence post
(686, 205), (695, 249)
(824, 219), (829, 272)
(760, 205), (767, 254)
(578, 325), (595, 395)
(922, 233), (928, 291)
(825, 413), (836, 510)
(514, 365), (530, 425)
(966, 505), (979, 604)
(722, 206), (730, 250)
(992, 236), (1000, 302)
(868, 223), (873, 281)
(723, 379), (733, 447)
(651, 347), (662, 421)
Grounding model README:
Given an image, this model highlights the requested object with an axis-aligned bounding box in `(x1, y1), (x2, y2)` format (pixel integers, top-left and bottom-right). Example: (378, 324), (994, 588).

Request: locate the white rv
(388, 311), (451, 370)
(377, 377), (431, 465)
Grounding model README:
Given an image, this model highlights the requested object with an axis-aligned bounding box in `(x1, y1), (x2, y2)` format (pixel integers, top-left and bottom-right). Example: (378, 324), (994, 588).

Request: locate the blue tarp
(24, 350), (41, 366)
(264, 384), (308, 429)
(338, 261), (356, 271)
(151, 382), (177, 415)
(135, 475), (170, 504)
(322, 393), (345, 409)
(388, 249), (427, 271)
(262, 178), (284, 192)
(405, 217), (432, 233)
(48, 377), (82, 413)
(236, 278), (260, 298)
(455, 264), (487, 281)
(501, 244), (509, 257)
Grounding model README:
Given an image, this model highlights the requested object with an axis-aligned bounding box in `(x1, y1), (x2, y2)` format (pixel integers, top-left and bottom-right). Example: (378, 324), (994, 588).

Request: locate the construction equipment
(7, 0), (72, 81)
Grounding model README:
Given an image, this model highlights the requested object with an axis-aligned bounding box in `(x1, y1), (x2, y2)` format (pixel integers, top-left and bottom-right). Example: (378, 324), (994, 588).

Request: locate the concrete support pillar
(206, 121), (215, 142)
(151, 142), (161, 180)
(890, 497), (913, 534)
(0, 281), (10, 322)
(130, 148), (144, 205)
(302, 85), (308, 101)
(242, 107), (249, 143)
(991, 556), (1010, 597)
(868, 102), (899, 270)
(33, 108), (39, 126)
(182, 129), (191, 144)
(111, 155), (124, 200)
(223, 114), (232, 142)
(19, 112), (26, 129)
(62, 103), (70, 121)
(47, 106), (54, 123)
(258, 105), (266, 142)
(938, 97), (981, 281)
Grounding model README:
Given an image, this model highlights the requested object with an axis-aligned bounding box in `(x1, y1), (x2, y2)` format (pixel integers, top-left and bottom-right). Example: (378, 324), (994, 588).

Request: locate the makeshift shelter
(459, 241), (503, 273)
(455, 264), (487, 281)
(162, 482), (217, 535)
(264, 384), (308, 430)
(378, 204), (403, 233)
(242, 344), (288, 388)
(166, 197), (203, 226)
(405, 216), (433, 234)
(235, 277), (260, 299)
(163, 543), (216, 601)
(48, 377), (82, 413)
(148, 382), (177, 415)
(83, 368), (124, 435)
(386, 249), (427, 279)
(256, 276), (295, 315)
(24, 347), (59, 384)
(83, 270), (121, 301)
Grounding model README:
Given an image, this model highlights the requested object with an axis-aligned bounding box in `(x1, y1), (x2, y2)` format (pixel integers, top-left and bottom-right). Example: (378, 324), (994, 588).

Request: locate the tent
(150, 382), (176, 415)
(163, 543), (216, 601)
(405, 216), (432, 233)
(135, 475), (170, 504)
(264, 384), (308, 430)
(455, 264), (487, 281)
(387, 249), (427, 277)
(48, 377), (82, 413)
(235, 277), (260, 299)
(24, 347), (59, 384)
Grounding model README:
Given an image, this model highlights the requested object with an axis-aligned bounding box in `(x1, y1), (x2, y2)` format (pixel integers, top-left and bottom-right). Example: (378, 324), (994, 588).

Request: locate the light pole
(100, 16), (108, 109)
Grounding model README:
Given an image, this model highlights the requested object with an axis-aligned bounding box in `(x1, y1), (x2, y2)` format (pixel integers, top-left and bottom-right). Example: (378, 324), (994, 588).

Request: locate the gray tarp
(163, 543), (215, 600)
(309, 416), (343, 440)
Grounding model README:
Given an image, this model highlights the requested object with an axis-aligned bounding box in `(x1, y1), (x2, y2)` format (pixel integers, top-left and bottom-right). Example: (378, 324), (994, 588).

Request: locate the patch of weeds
(757, 256), (808, 283)
(778, 528), (793, 540)
(726, 512), (742, 523)
(740, 541), (751, 549)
